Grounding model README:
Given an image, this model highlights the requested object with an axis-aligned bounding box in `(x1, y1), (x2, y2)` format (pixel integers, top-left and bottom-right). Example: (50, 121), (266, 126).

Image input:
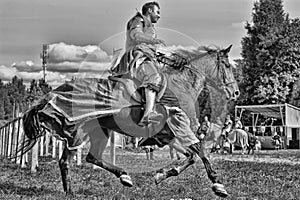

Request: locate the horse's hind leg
(59, 146), (77, 195)
(85, 126), (133, 187)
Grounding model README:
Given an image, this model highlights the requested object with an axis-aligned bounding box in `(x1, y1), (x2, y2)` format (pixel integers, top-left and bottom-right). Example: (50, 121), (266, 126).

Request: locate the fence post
(76, 147), (82, 166)
(31, 140), (39, 173)
(10, 120), (17, 161)
(45, 132), (50, 156)
(110, 131), (116, 165)
(52, 136), (57, 159)
(39, 135), (44, 156)
(58, 140), (63, 159)
(21, 152), (27, 168)
(6, 123), (12, 158)
(15, 118), (21, 164)
(0, 128), (3, 156)
(19, 118), (27, 168)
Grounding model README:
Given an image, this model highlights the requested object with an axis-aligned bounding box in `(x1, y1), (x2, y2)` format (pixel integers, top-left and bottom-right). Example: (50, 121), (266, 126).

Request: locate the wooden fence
(0, 116), (122, 172)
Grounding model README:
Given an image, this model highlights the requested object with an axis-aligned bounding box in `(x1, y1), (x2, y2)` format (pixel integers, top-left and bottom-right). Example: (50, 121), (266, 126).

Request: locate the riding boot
(138, 88), (163, 126)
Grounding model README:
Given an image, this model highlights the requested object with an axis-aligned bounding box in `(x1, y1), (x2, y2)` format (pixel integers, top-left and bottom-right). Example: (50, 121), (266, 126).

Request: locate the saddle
(108, 73), (167, 103)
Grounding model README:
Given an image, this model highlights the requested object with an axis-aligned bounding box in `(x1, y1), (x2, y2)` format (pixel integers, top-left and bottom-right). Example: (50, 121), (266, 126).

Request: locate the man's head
(226, 114), (231, 120)
(142, 1), (160, 23)
(204, 115), (210, 122)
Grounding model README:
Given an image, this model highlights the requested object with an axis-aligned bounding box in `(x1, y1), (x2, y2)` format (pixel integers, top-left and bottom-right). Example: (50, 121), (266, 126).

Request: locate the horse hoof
(154, 172), (166, 185)
(120, 174), (133, 187)
(212, 183), (228, 198)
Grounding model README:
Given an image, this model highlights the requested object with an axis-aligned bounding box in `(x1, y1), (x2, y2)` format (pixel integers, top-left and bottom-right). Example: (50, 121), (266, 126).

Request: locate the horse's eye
(222, 60), (230, 68)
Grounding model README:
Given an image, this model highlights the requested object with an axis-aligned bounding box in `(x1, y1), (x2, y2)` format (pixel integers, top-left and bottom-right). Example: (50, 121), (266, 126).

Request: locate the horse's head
(216, 45), (240, 101)
(189, 45), (240, 101)
(159, 45), (240, 101)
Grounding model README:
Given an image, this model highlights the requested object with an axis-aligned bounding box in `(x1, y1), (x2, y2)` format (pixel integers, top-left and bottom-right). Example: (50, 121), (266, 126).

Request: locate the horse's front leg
(59, 146), (77, 195)
(190, 142), (228, 198)
(154, 139), (195, 184)
(154, 151), (195, 185)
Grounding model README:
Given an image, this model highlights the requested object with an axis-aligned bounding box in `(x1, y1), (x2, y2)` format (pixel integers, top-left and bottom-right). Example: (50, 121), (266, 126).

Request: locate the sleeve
(128, 17), (156, 44)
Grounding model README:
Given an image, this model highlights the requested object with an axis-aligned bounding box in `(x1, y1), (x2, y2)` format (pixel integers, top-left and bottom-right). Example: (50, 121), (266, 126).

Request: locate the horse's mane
(172, 45), (221, 60)
(159, 45), (221, 98)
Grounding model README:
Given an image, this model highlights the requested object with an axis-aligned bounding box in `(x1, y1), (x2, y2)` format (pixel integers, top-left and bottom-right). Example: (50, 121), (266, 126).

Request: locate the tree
(5, 76), (26, 118)
(25, 79), (52, 106)
(240, 0), (300, 104)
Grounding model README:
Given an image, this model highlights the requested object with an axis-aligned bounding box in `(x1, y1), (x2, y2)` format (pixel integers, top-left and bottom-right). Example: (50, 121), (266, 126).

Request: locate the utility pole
(40, 44), (49, 81)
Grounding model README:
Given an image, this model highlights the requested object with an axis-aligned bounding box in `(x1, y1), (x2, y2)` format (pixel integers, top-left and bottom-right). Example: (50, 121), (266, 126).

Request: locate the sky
(0, 0), (299, 88)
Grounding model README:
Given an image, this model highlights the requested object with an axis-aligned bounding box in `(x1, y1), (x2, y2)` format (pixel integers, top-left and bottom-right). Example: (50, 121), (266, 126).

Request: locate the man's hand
(198, 133), (205, 140)
(171, 54), (189, 70)
(153, 38), (166, 46)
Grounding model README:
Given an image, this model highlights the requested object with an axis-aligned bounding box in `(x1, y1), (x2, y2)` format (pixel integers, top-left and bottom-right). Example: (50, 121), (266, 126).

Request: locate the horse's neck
(162, 67), (206, 103)
(190, 53), (217, 99)
(160, 49), (217, 102)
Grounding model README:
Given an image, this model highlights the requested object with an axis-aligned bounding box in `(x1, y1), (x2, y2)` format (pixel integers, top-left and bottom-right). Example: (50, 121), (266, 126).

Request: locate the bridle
(187, 50), (236, 91)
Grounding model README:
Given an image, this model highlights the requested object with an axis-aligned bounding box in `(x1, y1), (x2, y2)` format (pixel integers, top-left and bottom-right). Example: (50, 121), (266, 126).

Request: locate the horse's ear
(222, 45), (232, 54)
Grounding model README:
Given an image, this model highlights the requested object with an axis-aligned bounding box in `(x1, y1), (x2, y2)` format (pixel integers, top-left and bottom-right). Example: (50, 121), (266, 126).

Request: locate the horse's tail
(10, 100), (48, 159)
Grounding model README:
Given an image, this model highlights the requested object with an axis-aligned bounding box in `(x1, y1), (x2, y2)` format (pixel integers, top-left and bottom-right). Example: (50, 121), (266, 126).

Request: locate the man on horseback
(111, 1), (188, 126)
(234, 117), (243, 130)
(111, 1), (166, 126)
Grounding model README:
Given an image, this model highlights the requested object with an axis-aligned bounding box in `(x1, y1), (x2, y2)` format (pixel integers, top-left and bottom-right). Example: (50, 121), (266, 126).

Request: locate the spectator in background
(272, 132), (281, 150)
(197, 115), (211, 141)
(221, 114), (233, 139)
(234, 117), (243, 130)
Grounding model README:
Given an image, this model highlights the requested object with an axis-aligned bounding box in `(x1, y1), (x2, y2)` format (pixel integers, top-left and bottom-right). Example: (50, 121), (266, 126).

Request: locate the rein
(156, 47), (236, 94)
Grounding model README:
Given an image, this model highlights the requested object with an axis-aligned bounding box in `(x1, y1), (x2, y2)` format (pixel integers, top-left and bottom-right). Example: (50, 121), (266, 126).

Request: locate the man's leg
(138, 87), (163, 126)
(135, 61), (163, 126)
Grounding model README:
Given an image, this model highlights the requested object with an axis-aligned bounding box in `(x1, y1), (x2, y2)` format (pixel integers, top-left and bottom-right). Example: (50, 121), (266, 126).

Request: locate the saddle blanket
(49, 77), (142, 122)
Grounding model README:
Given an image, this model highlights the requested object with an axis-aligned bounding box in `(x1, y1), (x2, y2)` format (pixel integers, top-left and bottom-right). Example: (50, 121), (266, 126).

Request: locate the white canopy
(235, 103), (300, 128)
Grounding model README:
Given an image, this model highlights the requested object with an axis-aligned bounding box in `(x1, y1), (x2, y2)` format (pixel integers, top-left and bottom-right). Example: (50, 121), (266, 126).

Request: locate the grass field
(0, 148), (300, 200)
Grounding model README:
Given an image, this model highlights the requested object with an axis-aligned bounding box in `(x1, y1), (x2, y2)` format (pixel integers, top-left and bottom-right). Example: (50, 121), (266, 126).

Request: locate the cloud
(0, 64), (65, 84)
(0, 65), (18, 81)
(231, 21), (246, 29)
(48, 42), (112, 63)
(12, 60), (41, 72)
(0, 43), (114, 87)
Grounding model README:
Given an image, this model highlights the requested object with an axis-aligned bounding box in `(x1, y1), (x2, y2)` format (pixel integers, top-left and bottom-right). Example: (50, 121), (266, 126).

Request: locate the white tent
(235, 103), (300, 149)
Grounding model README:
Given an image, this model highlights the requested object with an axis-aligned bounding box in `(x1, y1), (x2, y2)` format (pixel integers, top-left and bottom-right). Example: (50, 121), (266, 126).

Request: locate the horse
(210, 126), (249, 155)
(225, 129), (249, 154)
(203, 123), (223, 153)
(18, 45), (239, 198)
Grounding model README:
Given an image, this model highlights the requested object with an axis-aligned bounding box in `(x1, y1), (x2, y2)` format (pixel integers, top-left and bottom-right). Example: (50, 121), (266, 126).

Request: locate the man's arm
(128, 17), (165, 45)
